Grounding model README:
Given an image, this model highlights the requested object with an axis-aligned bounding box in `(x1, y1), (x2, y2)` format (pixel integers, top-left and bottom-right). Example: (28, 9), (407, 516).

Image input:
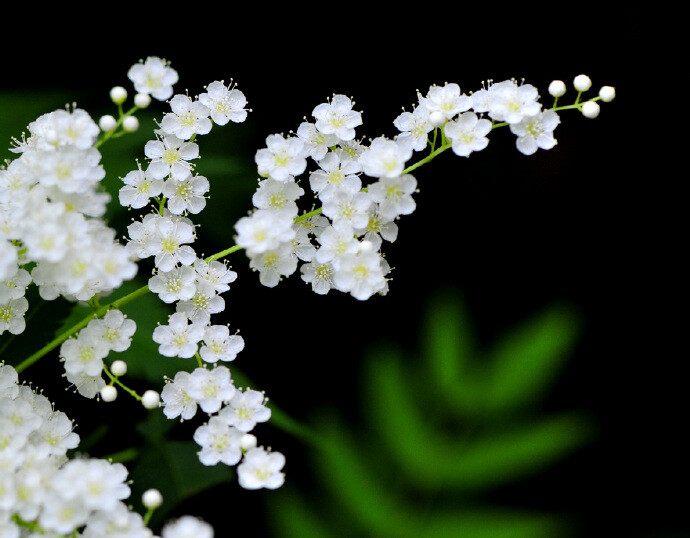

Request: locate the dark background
(2, 6), (677, 537)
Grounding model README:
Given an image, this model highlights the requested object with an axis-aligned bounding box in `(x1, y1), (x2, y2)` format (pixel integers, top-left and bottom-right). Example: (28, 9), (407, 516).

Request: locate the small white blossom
(127, 57), (178, 101)
(255, 134), (308, 181)
(152, 313), (205, 358)
(193, 416), (243, 466)
(160, 95), (212, 140)
(200, 325), (244, 363)
(312, 95), (362, 141)
(218, 389), (271, 433)
(510, 110), (560, 155)
(237, 447), (285, 490)
(443, 112), (492, 157)
(198, 81), (248, 125)
(144, 135), (199, 181)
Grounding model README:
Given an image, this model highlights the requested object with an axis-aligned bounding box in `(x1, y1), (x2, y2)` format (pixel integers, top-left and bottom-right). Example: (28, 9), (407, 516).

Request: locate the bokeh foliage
(268, 290), (592, 538)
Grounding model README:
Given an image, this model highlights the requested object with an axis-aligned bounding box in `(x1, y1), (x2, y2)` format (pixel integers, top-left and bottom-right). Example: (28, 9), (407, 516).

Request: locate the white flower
(314, 221), (359, 265)
(443, 112), (492, 157)
(333, 249), (388, 300)
(162, 516), (214, 538)
(36, 147), (105, 194)
(149, 265), (197, 303)
(218, 389), (271, 433)
(187, 366), (236, 414)
(300, 261), (335, 295)
(127, 57), (179, 101)
(60, 329), (109, 377)
(312, 94), (362, 141)
(65, 371), (106, 399)
(394, 106), (434, 152)
(160, 95), (212, 140)
(152, 313), (205, 358)
(144, 135), (199, 181)
(367, 174), (417, 220)
(193, 259), (237, 294)
(255, 134), (308, 181)
(200, 325), (245, 363)
(354, 208), (398, 247)
(237, 447), (285, 490)
(198, 81), (248, 125)
(252, 178), (304, 214)
(296, 122), (339, 161)
(87, 309), (136, 352)
(509, 110), (560, 155)
(193, 416), (243, 466)
(486, 80), (542, 124)
(148, 217), (197, 272)
(162, 175), (209, 215)
(321, 190), (373, 229)
(235, 209), (296, 255)
(161, 371), (197, 420)
(248, 243), (298, 288)
(0, 297), (28, 335)
(309, 150), (362, 202)
(176, 280), (224, 324)
(358, 137), (412, 179)
(419, 83), (472, 121)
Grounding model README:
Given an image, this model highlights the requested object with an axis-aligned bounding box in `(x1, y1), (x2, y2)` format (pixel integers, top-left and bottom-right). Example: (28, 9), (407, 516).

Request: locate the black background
(2, 6), (678, 537)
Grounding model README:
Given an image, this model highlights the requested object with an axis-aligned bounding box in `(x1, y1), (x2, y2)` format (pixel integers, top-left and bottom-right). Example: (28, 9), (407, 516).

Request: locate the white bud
(134, 93), (152, 108)
(110, 360), (128, 376)
(429, 110), (445, 128)
(122, 116), (139, 133)
(110, 86), (128, 105)
(100, 385), (118, 402)
(142, 390), (160, 409)
(573, 74), (592, 92)
(240, 434), (257, 450)
(581, 101), (600, 119)
(599, 86), (616, 102)
(98, 115), (117, 132)
(142, 488), (163, 509)
(548, 80), (566, 97)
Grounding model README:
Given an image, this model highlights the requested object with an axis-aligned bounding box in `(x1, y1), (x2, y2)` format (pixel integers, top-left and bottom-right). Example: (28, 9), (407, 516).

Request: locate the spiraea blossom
(1, 59), (615, 536)
(127, 56), (178, 100)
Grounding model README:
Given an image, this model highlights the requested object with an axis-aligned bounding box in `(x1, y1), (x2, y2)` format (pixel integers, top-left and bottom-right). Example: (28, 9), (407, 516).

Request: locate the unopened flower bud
(573, 74), (592, 92)
(581, 101), (600, 119)
(100, 385), (117, 402)
(111, 360), (128, 376)
(110, 86), (128, 105)
(429, 110), (445, 127)
(134, 93), (152, 108)
(548, 80), (566, 97)
(240, 434), (257, 450)
(122, 116), (139, 133)
(142, 488), (163, 509)
(99, 115), (117, 132)
(599, 86), (616, 102)
(142, 390), (160, 409)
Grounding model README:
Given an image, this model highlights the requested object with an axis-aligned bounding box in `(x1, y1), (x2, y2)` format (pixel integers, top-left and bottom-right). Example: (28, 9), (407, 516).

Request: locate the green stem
(95, 105), (140, 149)
(103, 363), (142, 401)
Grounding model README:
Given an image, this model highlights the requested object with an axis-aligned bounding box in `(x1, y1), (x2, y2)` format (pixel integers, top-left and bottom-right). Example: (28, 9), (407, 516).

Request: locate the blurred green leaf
(268, 294), (590, 538)
(483, 304), (581, 415)
(269, 488), (332, 538)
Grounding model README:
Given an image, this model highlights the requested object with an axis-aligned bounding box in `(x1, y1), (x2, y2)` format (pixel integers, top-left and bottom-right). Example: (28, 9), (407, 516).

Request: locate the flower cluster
(116, 59), (284, 488)
(238, 94), (398, 300)
(58, 309), (136, 398)
(0, 107), (137, 338)
(1, 362), (213, 537)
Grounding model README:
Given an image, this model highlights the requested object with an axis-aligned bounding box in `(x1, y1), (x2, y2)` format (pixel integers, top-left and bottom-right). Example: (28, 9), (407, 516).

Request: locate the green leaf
(366, 345), (593, 491)
(312, 413), (410, 536)
(269, 488), (332, 538)
(421, 289), (485, 417)
(483, 304), (581, 415)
